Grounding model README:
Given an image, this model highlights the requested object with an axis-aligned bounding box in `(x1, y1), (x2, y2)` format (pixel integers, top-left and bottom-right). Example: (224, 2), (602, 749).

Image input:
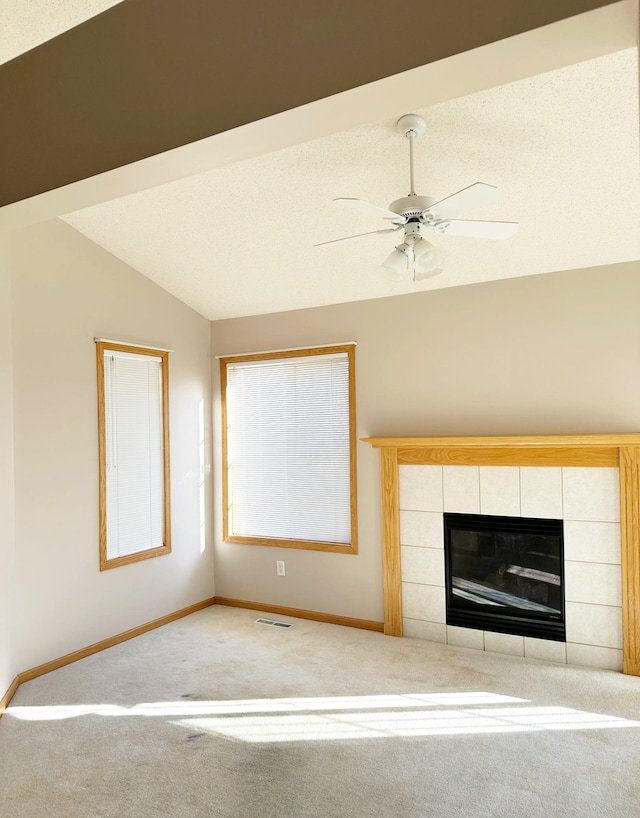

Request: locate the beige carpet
(1, 604), (639, 817)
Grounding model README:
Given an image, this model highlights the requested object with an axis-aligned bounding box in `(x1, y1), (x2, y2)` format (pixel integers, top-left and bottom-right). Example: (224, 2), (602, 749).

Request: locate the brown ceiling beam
(0, 0), (621, 208)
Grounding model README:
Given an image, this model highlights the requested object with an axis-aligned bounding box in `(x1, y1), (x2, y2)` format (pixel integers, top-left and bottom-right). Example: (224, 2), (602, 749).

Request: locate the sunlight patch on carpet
(7, 691), (640, 742)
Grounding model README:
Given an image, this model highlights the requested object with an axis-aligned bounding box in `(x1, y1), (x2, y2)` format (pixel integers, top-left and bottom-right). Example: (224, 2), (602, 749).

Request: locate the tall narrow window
(96, 341), (171, 570)
(221, 344), (357, 553)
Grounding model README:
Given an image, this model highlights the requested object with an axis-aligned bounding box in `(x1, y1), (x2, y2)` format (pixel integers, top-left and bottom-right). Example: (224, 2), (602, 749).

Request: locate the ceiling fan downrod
(396, 113), (427, 197)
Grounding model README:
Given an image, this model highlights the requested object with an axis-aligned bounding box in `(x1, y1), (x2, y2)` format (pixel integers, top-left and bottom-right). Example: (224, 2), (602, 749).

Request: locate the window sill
(224, 534), (357, 554)
(100, 543), (172, 571)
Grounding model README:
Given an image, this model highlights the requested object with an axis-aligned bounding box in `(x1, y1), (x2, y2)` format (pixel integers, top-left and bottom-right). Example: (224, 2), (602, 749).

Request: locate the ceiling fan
(314, 113), (519, 281)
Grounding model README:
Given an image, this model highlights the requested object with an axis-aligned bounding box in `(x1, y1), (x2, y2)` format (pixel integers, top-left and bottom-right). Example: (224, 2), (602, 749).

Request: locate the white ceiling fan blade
(333, 197), (405, 223)
(434, 219), (519, 240)
(313, 227), (400, 247)
(426, 183), (498, 219)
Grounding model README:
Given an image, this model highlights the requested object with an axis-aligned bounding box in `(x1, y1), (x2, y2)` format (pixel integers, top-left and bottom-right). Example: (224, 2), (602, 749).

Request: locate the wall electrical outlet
(276, 560), (286, 577)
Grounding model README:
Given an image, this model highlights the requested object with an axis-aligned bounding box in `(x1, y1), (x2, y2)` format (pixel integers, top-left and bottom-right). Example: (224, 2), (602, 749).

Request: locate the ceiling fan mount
(396, 112), (427, 140)
(314, 113), (519, 281)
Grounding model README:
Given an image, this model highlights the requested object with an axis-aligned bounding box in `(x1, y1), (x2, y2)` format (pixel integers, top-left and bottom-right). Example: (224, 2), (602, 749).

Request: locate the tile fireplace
(364, 435), (640, 676)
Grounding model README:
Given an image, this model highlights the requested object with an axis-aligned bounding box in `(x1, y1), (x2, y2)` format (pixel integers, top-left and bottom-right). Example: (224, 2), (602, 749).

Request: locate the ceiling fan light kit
(413, 240), (444, 279)
(316, 113), (518, 282)
(380, 246), (410, 280)
(380, 223), (444, 282)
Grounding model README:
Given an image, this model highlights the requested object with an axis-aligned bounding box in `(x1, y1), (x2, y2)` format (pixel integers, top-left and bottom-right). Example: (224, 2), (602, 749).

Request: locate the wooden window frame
(96, 341), (172, 571)
(220, 344), (358, 554)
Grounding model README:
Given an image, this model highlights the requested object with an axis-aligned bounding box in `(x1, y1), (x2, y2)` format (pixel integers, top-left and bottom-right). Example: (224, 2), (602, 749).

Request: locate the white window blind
(104, 350), (164, 560)
(226, 351), (352, 544)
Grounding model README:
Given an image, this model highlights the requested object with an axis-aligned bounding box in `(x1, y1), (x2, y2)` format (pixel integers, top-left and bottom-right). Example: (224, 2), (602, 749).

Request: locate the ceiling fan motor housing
(389, 195), (435, 220)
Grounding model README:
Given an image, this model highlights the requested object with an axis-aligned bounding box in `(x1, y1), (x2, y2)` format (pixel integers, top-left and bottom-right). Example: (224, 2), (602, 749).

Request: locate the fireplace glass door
(444, 513), (565, 641)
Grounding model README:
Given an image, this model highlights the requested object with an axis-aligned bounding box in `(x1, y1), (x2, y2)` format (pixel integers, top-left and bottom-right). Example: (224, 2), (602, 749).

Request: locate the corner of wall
(0, 237), (18, 696)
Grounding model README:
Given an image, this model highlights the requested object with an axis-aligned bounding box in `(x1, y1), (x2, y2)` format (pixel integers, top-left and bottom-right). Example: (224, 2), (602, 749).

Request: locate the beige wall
(0, 244), (17, 695)
(211, 260), (640, 622)
(9, 220), (214, 671)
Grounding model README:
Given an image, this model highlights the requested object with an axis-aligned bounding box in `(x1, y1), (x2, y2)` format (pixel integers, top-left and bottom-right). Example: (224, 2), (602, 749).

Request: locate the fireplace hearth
(444, 513), (565, 641)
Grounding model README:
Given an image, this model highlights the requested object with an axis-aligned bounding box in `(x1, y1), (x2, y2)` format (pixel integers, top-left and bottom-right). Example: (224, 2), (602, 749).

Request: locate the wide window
(220, 344), (357, 553)
(96, 341), (171, 570)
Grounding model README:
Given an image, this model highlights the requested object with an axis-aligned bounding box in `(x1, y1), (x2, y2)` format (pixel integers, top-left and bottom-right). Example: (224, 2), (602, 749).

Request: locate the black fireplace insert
(444, 512), (565, 641)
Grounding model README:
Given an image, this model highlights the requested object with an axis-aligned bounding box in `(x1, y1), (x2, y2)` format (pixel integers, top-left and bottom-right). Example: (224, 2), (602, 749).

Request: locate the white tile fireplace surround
(399, 465), (622, 671)
(364, 435), (640, 677)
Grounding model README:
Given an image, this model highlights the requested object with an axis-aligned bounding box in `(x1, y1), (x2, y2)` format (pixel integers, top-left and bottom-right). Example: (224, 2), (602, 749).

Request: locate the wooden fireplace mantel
(363, 434), (640, 676)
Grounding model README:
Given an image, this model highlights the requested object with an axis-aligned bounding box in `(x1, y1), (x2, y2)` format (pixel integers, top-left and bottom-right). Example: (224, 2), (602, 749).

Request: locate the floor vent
(254, 618), (293, 628)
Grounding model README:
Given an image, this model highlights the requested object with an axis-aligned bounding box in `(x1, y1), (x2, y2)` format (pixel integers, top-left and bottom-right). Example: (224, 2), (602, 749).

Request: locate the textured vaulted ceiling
(0, 1), (123, 65)
(62, 47), (640, 320)
(2, 3), (638, 321)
